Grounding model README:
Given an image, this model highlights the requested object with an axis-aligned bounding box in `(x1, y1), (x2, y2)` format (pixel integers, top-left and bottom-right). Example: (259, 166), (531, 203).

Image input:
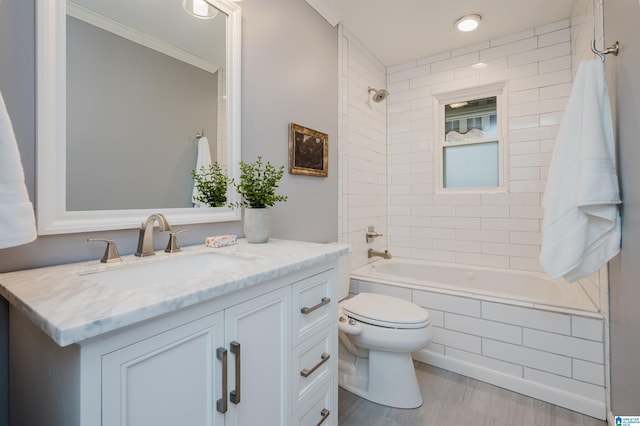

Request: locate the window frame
(433, 82), (509, 193)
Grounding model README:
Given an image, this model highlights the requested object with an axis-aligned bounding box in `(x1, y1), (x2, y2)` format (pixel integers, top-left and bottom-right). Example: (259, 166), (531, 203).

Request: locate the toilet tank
(337, 250), (351, 301)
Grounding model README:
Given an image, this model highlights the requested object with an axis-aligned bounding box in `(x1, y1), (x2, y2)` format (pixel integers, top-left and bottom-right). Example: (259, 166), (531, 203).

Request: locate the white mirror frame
(36, 0), (242, 235)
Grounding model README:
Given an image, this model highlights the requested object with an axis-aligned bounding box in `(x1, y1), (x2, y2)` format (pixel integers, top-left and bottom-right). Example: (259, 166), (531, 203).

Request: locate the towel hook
(196, 129), (205, 139)
(591, 0), (619, 62)
(591, 40), (619, 62)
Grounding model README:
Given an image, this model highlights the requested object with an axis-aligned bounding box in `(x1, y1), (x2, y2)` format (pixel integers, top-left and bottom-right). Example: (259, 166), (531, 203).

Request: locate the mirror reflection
(66, 0), (227, 211)
(36, 0), (240, 234)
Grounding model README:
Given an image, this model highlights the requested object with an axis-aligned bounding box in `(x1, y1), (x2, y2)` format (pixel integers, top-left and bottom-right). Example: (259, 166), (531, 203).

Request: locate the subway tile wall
(385, 19), (572, 274)
(339, 20), (608, 302)
(338, 27), (388, 268)
(339, 13), (613, 419)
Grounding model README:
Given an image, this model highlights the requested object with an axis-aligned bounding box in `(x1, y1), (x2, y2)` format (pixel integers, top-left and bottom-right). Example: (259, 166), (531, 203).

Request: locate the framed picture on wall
(289, 123), (328, 177)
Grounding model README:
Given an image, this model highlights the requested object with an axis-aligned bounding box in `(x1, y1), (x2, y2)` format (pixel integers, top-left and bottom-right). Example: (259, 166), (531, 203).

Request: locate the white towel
(539, 59), (621, 282)
(192, 136), (213, 207)
(0, 90), (37, 249)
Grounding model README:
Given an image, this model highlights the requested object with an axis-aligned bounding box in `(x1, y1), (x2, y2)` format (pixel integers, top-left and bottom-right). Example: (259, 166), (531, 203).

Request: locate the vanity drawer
(292, 325), (334, 409)
(292, 269), (335, 345)
(292, 377), (335, 426)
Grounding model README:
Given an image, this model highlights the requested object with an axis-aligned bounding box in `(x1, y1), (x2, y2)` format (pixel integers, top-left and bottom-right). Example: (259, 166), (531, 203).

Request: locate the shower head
(368, 87), (389, 103)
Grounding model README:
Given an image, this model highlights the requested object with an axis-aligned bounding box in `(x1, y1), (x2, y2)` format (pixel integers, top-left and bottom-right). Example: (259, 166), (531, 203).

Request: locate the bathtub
(349, 258), (606, 419)
(351, 258), (599, 314)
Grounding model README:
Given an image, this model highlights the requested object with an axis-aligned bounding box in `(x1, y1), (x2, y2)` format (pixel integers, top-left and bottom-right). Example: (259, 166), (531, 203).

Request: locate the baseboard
(413, 349), (606, 420)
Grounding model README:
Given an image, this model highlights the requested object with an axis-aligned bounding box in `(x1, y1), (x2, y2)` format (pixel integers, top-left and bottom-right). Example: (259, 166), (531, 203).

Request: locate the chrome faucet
(135, 213), (172, 257)
(368, 248), (392, 259)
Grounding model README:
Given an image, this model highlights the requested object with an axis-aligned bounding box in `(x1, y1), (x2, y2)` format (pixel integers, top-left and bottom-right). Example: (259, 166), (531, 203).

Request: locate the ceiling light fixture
(455, 14), (481, 32)
(183, 0), (218, 19)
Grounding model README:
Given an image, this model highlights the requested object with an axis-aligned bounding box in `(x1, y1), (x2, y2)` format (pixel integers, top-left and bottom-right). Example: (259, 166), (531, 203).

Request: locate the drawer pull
(301, 297), (330, 314)
(300, 352), (330, 377)
(315, 408), (330, 426)
(216, 347), (228, 413)
(230, 341), (241, 405)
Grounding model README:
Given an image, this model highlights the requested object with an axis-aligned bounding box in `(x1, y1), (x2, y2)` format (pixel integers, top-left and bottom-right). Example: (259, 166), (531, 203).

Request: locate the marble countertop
(0, 239), (349, 347)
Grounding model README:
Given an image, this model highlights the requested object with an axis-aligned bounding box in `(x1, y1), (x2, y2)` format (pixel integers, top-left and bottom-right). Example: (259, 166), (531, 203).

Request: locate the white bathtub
(349, 258), (606, 419)
(351, 258), (599, 314)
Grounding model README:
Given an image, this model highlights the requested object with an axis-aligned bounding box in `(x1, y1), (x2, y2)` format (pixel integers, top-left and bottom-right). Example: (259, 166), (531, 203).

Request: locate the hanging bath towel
(0, 90), (37, 249)
(539, 59), (621, 282)
(192, 136), (213, 207)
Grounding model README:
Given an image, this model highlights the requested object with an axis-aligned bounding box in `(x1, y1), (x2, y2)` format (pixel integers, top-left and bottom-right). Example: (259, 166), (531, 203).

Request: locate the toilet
(337, 254), (433, 409)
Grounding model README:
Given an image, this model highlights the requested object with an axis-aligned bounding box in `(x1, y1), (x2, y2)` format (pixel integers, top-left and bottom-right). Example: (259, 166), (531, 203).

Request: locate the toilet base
(338, 344), (423, 409)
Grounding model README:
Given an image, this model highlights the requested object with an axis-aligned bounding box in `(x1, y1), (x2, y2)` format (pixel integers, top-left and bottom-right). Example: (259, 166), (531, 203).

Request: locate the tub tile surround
(339, 11), (612, 421)
(350, 278), (606, 419)
(0, 239), (348, 346)
(385, 19), (572, 275)
(338, 26), (388, 268)
(340, 17), (607, 311)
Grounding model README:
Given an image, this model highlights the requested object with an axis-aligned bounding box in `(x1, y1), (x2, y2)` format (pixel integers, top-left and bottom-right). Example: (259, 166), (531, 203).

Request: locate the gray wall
(0, 0), (338, 269)
(0, 1), (34, 424)
(606, 0), (640, 417)
(241, 0), (338, 242)
(0, 0), (337, 423)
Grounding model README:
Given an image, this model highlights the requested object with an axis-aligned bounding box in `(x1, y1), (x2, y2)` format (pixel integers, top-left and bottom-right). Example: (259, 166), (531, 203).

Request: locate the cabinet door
(224, 286), (290, 426)
(102, 312), (225, 426)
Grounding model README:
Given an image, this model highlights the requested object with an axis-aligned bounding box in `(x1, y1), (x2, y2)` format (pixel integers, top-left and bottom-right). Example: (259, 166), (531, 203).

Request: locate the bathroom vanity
(0, 239), (347, 426)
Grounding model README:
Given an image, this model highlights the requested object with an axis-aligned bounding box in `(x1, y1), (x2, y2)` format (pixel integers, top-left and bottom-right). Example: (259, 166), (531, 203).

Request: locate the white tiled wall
(571, 0), (601, 76)
(338, 26), (388, 269)
(350, 278), (606, 418)
(385, 19), (572, 274)
(338, 12), (613, 420)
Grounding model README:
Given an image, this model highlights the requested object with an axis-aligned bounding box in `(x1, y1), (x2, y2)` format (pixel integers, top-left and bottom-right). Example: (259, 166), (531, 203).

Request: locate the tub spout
(368, 248), (392, 259)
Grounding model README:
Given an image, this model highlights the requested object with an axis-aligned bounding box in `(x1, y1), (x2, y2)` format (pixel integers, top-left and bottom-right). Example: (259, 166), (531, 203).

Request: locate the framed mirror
(36, 0), (241, 234)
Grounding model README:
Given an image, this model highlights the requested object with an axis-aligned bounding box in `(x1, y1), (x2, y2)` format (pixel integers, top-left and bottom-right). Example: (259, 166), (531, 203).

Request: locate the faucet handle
(165, 229), (189, 253)
(366, 226), (383, 243)
(87, 238), (122, 263)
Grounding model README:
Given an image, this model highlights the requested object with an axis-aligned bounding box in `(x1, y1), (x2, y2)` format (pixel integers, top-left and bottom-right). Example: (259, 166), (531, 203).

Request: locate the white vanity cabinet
(99, 286), (290, 426)
(8, 261), (338, 426)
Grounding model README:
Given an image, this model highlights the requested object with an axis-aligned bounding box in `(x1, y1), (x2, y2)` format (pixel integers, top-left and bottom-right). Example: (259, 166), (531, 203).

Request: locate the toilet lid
(342, 293), (430, 329)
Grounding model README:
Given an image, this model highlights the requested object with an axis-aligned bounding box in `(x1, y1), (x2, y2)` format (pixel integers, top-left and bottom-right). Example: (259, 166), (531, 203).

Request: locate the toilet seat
(341, 293), (430, 329)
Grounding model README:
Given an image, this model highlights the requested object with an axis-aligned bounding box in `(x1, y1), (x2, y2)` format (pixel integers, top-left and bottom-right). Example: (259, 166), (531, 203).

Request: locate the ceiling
(305, 0), (575, 66)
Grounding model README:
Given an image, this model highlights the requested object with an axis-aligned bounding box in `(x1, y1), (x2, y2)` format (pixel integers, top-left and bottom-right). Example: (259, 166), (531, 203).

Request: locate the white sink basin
(81, 252), (254, 290)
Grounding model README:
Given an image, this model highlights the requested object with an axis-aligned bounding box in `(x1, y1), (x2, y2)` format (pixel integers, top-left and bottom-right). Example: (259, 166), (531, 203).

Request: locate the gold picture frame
(289, 123), (328, 177)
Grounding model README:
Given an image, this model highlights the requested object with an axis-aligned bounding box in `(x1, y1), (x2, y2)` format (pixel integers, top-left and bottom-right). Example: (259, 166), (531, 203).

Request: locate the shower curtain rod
(590, 0), (619, 61)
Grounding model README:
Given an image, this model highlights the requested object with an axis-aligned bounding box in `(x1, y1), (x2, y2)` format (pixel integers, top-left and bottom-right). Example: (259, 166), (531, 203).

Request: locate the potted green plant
(191, 162), (229, 207)
(232, 156), (287, 243)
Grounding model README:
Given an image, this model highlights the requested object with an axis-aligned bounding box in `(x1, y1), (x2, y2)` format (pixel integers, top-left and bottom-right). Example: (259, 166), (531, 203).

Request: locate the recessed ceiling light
(455, 14), (481, 32)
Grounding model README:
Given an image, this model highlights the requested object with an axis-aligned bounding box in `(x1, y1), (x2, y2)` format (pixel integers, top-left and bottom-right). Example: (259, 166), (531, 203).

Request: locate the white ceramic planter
(244, 208), (270, 243)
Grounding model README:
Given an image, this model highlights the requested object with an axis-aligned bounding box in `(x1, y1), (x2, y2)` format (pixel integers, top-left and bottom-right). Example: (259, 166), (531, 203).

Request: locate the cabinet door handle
(216, 347), (228, 414)
(300, 352), (330, 377)
(230, 341), (241, 405)
(301, 297), (330, 314)
(315, 408), (330, 426)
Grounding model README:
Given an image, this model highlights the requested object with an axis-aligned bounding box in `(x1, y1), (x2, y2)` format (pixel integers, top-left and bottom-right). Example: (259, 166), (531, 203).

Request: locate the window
(434, 84), (508, 191)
